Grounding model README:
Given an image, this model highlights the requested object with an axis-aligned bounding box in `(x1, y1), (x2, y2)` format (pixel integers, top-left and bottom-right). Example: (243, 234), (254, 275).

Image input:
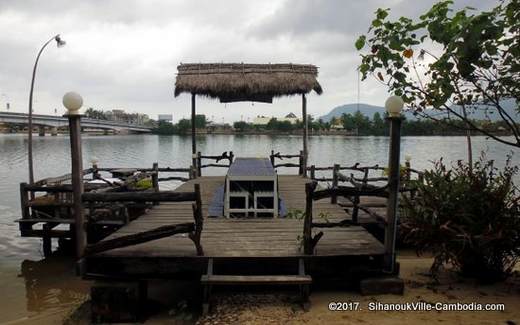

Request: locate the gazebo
(174, 63), (323, 175)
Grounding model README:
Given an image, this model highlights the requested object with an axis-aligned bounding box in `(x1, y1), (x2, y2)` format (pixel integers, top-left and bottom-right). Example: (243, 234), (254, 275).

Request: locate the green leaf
(355, 35), (366, 50)
(376, 8), (389, 20)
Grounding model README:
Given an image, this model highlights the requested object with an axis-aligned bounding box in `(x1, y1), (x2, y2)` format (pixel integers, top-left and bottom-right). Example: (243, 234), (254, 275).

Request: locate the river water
(0, 133), (518, 323)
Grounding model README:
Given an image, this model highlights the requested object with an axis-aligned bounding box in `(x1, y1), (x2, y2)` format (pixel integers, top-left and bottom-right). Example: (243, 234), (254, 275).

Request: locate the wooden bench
(201, 258), (311, 314)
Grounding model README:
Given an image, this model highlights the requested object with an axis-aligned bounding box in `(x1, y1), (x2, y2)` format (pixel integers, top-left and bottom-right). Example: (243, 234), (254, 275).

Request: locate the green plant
(400, 155), (520, 282)
(134, 178), (152, 190)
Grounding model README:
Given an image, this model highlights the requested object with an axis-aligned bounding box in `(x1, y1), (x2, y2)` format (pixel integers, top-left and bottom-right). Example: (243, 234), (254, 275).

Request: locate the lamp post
(384, 95), (404, 274)
(27, 34), (66, 185)
(63, 91), (86, 258)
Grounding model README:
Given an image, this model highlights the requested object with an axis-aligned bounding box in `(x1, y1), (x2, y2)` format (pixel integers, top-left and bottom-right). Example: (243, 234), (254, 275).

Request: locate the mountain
(319, 103), (414, 121)
(320, 100), (519, 122)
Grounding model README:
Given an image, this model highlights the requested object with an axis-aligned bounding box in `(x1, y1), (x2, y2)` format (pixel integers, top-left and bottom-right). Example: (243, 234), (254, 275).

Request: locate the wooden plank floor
(93, 175), (385, 258)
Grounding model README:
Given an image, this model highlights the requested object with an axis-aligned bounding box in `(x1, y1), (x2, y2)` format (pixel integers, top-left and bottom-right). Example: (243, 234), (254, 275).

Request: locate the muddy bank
(53, 252), (520, 324)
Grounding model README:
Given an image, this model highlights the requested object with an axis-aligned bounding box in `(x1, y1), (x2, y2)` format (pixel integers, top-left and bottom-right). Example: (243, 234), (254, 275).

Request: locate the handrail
(270, 150), (304, 175)
(196, 151), (234, 177)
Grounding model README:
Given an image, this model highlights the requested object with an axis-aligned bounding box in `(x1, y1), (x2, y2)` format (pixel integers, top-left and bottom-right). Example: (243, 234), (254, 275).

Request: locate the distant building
(158, 114), (173, 123)
(252, 113), (300, 125)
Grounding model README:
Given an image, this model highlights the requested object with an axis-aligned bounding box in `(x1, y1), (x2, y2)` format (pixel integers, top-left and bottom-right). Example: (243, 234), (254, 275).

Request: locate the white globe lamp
(63, 92), (83, 115)
(385, 95), (404, 118)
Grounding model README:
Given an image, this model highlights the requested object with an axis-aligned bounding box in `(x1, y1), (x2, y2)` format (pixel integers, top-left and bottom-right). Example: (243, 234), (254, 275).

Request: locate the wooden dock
(83, 175), (385, 278)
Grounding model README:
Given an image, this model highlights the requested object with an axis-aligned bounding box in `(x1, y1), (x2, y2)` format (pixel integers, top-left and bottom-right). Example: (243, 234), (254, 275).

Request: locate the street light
(63, 91), (86, 258)
(384, 95), (404, 274)
(27, 34), (66, 185)
(385, 95), (404, 118)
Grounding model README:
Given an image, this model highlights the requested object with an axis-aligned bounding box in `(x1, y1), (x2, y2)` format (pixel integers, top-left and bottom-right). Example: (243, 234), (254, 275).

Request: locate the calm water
(0, 133), (518, 322)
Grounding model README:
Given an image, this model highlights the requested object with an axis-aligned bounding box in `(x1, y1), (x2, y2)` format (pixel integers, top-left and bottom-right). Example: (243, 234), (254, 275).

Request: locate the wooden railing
(306, 162), (424, 225)
(270, 150), (305, 175)
(83, 184), (203, 256)
(196, 151), (234, 177)
(303, 181), (389, 254)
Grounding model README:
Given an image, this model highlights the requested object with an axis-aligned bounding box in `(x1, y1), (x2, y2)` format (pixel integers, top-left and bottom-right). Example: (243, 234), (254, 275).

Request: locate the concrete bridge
(0, 111), (153, 134)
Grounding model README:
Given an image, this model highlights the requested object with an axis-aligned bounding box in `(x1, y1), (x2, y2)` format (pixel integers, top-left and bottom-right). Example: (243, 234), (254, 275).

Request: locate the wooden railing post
(299, 150), (304, 176)
(92, 163), (100, 180)
(310, 165), (315, 180)
(270, 150), (275, 167)
(189, 165), (196, 180)
(331, 164), (339, 204)
(229, 151), (234, 164)
(197, 152), (202, 177)
(19, 183), (31, 233)
(303, 182), (315, 255)
(405, 160), (411, 183)
(189, 183), (204, 256)
(152, 162), (159, 206)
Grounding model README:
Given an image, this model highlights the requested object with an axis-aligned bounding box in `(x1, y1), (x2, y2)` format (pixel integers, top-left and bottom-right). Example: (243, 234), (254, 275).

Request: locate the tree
(233, 121), (251, 132)
(372, 112), (387, 135)
(356, 0), (520, 163)
(152, 120), (177, 135)
(177, 119), (191, 134)
(195, 114), (207, 129)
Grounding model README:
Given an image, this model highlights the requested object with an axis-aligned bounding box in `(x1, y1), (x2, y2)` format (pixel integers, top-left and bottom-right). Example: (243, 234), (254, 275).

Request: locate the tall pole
(191, 93), (197, 172)
(384, 116), (402, 274)
(27, 34), (64, 185)
(302, 93), (308, 177)
(68, 113), (86, 258)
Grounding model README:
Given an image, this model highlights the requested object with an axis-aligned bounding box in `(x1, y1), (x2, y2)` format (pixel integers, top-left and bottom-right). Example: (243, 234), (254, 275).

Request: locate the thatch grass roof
(174, 63), (322, 103)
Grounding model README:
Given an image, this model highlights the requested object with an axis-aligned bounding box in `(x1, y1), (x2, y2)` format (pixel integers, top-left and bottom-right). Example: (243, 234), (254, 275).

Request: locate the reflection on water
(1, 255), (89, 324)
(0, 133), (518, 322)
(20, 257), (89, 314)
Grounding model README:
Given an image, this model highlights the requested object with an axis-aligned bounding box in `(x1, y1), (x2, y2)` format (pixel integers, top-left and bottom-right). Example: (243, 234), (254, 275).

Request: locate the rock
(360, 277), (404, 295)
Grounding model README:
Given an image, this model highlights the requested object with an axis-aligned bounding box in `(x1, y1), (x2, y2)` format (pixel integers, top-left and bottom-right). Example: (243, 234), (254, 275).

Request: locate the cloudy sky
(0, 0), (496, 122)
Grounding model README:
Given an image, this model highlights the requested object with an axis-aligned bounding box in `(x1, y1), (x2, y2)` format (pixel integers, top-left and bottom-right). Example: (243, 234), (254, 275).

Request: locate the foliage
(356, 0), (520, 148)
(400, 156), (520, 282)
(152, 120), (177, 135)
(134, 178), (153, 190)
(266, 118), (294, 132)
(233, 121), (252, 132)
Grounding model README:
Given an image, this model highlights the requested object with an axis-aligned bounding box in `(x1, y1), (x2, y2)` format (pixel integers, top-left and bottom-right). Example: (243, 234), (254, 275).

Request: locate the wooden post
(68, 113), (87, 259)
(331, 164), (339, 204)
(229, 151), (234, 164)
(270, 150), (275, 167)
(310, 165), (315, 180)
(298, 150), (304, 175)
(301, 94), (308, 177)
(191, 93), (197, 174)
(19, 183), (31, 233)
(405, 160), (411, 183)
(152, 162), (159, 206)
(303, 182), (315, 255)
(384, 117), (402, 274)
(197, 152), (202, 177)
(92, 163), (100, 180)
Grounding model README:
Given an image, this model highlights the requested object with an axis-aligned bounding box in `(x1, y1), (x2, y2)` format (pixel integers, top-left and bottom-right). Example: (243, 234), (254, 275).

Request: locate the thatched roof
(174, 63), (322, 103)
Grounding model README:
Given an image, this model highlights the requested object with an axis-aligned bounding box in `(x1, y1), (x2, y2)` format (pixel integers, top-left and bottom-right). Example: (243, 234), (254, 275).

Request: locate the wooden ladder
(201, 258), (311, 314)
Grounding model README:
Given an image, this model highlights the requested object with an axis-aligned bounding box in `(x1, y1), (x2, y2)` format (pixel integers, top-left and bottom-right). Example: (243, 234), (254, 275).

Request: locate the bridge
(0, 111), (153, 134)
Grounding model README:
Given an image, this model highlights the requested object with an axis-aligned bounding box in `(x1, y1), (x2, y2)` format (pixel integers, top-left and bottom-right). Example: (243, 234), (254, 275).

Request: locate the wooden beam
(84, 223), (195, 256)
(82, 191), (197, 203)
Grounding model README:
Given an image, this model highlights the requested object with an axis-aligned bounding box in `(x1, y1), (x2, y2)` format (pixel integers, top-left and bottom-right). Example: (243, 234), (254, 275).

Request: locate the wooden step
(200, 274), (312, 285)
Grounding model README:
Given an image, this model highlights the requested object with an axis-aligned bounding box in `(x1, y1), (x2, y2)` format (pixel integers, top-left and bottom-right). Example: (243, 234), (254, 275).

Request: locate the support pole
(68, 114), (87, 258)
(301, 94), (308, 177)
(191, 93), (197, 176)
(384, 117), (402, 274)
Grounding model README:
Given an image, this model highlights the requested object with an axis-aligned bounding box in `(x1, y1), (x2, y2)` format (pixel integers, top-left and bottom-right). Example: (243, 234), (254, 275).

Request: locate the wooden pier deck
(83, 175), (385, 277)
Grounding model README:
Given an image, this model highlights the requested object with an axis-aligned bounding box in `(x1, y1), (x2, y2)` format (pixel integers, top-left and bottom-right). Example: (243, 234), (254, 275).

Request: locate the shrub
(400, 155), (520, 282)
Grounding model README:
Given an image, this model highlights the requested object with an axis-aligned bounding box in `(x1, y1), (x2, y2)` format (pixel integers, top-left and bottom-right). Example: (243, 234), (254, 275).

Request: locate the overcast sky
(0, 0), (497, 122)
